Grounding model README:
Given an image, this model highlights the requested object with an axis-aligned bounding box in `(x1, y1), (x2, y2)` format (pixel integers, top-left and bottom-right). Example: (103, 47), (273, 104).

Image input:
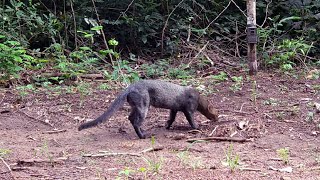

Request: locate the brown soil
(0, 71), (320, 180)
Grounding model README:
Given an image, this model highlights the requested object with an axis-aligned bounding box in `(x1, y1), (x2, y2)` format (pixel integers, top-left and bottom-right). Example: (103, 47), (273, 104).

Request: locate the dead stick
(0, 157), (11, 172)
(240, 167), (261, 171)
(194, 41), (210, 59)
(186, 137), (253, 143)
(16, 158), (64, 165)
(267, 108), (297, 113)
(84, 152), (141, 157)
(140, 146), (164, 153)
(43, 129), (66, 134)
(208, 126), (219, 136)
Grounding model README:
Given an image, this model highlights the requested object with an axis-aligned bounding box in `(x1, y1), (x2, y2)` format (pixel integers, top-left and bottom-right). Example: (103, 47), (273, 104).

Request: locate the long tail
(78, 90), (128, 131)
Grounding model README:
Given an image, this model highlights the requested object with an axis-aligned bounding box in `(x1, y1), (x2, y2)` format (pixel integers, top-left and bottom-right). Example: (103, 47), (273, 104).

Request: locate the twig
(69, 0), (77, 49)
(235, 21), (241, 58)
(239, 102), (247, 112)
(187, 129), (202, 134)
(194, 41), (210, 59)
(16, 158), (65, 165)
(43, 129), (66, 134)
(140, 146), (164, 153)
(83, 146), (165, 158)
(240, 167), (261, 171)
(260, 0), (272, 27)
(267, 108), (297, 113)
(161, 0), (186, 54)
(0, 157), (11, 172)
(91, 0), (114, 65)
(208, 126), (219, 136)
(263, 113), (272, 119)
(186, 136), (253, 143)
(18, 110), (54, 127)
(116, 0), (135, 21)
(231, 0), (247, 18)
(83, 152), (141, 157)
(204, 0), (232, 31)
(302, 41), (314, 67)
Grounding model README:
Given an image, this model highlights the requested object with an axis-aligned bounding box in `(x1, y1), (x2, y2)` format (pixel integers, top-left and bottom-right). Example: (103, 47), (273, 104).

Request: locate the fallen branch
(140, 146), (164, 153)
(83, 152), (141, 157)
(15, 158), (65, 166)
(186, 136), (253, 143)
(43, 129), (66, 134)
(83, 146), (165, 158)
(240, 167), (261, 171)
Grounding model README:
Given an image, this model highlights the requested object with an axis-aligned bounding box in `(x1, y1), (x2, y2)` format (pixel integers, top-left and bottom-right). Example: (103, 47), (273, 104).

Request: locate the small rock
(237, 120), (249, 130)
(311, 131), (319, 136)
(279, 166), (293, 173)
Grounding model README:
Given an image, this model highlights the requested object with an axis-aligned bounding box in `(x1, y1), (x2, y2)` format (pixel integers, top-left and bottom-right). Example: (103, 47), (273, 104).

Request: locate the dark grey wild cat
(78, 80), (218, 139)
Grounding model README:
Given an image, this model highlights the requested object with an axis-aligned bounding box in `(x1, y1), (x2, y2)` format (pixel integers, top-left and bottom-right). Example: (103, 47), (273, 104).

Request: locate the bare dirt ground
(0, 71), (320, 180)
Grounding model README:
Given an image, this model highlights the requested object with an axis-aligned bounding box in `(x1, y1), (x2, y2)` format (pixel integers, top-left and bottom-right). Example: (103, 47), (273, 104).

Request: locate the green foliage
(111, 60), (140, 84)
(277, 147), (290, 164)
(117, 167), (135, 180)
(177, 149), (204, 170)
(176, 142), (205, 170)
(261, 36), (313, 71)
(211, 72), (228, 82)
(0, 35), (34, 79)
(16, 84), (36, 97)
(0, 148), (11, 158)
(98, 83), (111, 90)
(229, 76), (243, 93)
(141, 62), (167, 78)
(168, 64), (194, 79)
(142, 156), (163, 174)
(1, 0), (319, 85)
(222, 144), (240, 172)
(0, 0), (61, 47)
(142, 136), (163, 174)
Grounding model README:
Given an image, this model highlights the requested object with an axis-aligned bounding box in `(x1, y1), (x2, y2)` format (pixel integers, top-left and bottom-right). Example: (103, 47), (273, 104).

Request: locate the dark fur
(78, 80), (218, 139)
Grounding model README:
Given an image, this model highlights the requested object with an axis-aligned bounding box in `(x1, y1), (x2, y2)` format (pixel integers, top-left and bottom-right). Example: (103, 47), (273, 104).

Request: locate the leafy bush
(0, 35), (34, 79)
(0, 0), (61, 49)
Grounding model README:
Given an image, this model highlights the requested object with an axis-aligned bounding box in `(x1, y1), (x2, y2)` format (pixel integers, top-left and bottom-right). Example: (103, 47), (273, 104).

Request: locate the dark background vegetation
(0, 0), (319, 84)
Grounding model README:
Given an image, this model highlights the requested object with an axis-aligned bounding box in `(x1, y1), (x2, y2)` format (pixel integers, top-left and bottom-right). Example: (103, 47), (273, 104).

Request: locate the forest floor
(0, 71), (320, 180)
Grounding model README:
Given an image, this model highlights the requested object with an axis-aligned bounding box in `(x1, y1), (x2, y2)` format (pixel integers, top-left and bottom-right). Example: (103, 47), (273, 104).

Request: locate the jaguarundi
(78, 80), (218, 139)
